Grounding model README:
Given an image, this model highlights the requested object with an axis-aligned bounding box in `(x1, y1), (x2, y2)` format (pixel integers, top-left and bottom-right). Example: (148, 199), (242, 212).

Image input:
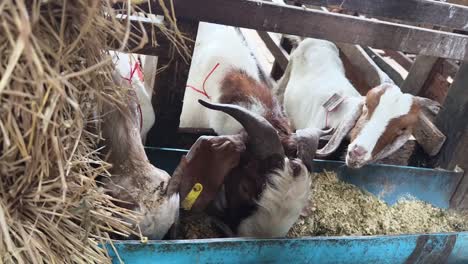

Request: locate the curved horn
(198, 99), (284, 159)
(316, 101), (364, 158)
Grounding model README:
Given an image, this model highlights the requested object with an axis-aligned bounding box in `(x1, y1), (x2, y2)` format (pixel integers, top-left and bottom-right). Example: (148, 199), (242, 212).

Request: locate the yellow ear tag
(181, 183), (203, 210)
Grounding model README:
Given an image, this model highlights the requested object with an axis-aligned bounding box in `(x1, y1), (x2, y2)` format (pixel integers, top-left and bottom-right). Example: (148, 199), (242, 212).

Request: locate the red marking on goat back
(186, 63), (220, 100)
(135, 61), (144, 81)
(121, 61), (143, 84)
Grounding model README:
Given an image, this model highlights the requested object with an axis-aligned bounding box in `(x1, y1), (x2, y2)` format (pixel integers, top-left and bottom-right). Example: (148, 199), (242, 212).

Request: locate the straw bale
(0, 0), (187, 263)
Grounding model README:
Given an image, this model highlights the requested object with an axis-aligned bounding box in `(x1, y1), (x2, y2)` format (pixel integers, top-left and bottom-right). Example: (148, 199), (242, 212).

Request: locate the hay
(288, 171), (468, 237)
(0, 0), (187, 263)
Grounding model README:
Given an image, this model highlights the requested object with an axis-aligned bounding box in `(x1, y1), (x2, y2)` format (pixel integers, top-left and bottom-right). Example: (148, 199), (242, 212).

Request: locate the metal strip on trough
(141, 0), (468, 61)
(293, 0), (468, 31)
(106, 233), (468, 263)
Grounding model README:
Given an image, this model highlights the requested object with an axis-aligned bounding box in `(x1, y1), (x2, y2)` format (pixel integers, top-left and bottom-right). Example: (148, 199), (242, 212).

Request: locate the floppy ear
(293, 127), (332, 171)
(176, 134), (246, 212)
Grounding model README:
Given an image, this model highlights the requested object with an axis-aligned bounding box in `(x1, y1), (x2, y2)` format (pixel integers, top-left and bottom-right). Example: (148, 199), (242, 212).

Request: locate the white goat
(277, 37), (440, 168)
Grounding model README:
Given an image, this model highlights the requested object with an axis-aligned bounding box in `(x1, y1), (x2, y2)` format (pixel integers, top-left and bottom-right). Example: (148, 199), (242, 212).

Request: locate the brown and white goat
(176, 22), (326, 238)
(99, 72), (180, 239)
(277, 37), (441, 168)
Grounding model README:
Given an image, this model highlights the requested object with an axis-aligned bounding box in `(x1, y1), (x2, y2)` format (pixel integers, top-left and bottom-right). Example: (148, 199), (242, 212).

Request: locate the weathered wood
(432, 63), (468, 209)
(362, 47), (404, 86)
(257, 31), (290, 71)
(337, 43), (391, 94)
(401, 55), (440, 95)
(421, 72), (451, 105)
(412, 114), (446, 157)
(146, 21), (199, 147)
(383, 50), (413, 71)
(293, 0), (468, 31)
(379, 140), (417, 167)
(270, 36), (293, 80)
(441, 59), (460, 78)
(141, 0), (468, 61)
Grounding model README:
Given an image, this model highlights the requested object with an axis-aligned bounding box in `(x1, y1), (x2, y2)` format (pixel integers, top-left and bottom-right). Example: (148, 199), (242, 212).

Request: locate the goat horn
(198, 99), (285, 159)
(316, 101), (364, 158)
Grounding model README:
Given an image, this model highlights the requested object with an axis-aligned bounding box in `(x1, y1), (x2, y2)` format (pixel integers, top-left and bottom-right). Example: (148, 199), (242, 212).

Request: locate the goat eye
(397, 128), (407, 135)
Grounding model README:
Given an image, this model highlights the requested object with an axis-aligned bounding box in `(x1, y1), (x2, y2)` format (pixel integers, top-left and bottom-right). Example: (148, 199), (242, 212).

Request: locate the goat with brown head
(175, 98), (326, 238)
(175, 22), (328, 237)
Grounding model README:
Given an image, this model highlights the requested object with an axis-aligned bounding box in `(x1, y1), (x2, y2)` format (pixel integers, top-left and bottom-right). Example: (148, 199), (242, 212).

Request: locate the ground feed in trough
(288, 171), (468, 237)
(179, 171), (468, 239)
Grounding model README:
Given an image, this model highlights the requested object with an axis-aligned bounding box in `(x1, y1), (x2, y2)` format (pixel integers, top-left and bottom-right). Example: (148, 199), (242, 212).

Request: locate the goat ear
(293, 127), (326, 171)
(176, 134), (246, 212)
(316, 100), (364, 158)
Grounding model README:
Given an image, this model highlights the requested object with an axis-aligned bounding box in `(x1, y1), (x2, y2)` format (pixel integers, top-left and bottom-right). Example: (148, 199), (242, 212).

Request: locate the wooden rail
(137, 0), (468, 61)
(293, 0), (468, 31)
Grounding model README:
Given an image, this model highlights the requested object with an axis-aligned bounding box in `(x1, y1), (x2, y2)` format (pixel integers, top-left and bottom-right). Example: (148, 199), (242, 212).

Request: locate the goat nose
(350, 145), (367, 157)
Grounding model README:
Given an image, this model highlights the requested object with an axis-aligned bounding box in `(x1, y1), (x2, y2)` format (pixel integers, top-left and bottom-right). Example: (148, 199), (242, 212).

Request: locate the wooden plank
(412, 114), (446, 156)
(141, 0), (468, 61)
(401, 55), (440, 95)
(433, 63), (468, 209)
(293, 0), (468, 31)
(362, 47), (404, 86)
(270, 36), (294, 80)
(257, 31), (290, 71)
(441, 59), (460, 78)
(383, 50), (413, 71)
(146, 21), (199, 147)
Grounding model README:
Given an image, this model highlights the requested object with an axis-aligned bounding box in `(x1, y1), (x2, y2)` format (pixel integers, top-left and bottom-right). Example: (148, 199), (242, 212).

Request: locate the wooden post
(433, 63), (468, 209)
(146, 21), (199, 147)
(270, 36), (293, 80)
(401, 55), (440, 95)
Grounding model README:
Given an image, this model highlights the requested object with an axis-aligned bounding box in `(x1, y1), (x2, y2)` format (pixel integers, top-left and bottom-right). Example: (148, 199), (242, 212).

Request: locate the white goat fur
(283, 39), (362, 130)
(179, 22), (262, 135)
(238, 159), (311, 237)
(282, 38), (414, 166)
(111, 51), (155, 143)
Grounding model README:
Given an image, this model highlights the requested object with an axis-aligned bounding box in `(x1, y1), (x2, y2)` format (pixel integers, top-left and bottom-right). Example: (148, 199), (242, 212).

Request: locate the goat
(111, 51), (155, 143)
(99, 72), (181, 239)
(276, 37), (441, 168)
(176, 22), (327, 238)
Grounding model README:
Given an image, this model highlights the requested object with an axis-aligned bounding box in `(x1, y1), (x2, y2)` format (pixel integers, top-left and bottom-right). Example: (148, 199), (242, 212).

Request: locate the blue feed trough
(106, 147), (468, 264)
